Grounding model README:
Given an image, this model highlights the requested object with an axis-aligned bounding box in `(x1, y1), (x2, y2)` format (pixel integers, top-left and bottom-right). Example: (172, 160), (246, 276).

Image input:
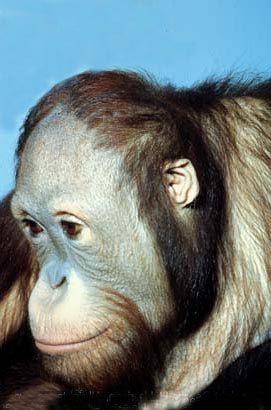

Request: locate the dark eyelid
(61, 220), (83, 238)
(54, 211), (87, 224)
(21, 215), (44, 226)
(13, 209), (40, 223)
(21, 217), (44, 237)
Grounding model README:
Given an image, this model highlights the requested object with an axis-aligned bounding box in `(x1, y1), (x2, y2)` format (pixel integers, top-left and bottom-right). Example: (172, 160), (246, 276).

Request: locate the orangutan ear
(163, 159), (199, 207)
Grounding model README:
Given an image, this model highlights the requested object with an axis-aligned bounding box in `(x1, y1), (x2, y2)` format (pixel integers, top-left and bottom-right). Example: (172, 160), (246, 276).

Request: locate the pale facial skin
(11, 107), (199, 392)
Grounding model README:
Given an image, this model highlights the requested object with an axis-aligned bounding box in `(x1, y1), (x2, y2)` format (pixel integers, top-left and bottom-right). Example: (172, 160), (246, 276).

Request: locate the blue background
(1, 0), (271, 197)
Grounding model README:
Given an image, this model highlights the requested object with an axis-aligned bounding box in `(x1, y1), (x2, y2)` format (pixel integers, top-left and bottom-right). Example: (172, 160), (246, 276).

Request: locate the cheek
(95, 223), (176, 332)
(102, 253), (176, 332)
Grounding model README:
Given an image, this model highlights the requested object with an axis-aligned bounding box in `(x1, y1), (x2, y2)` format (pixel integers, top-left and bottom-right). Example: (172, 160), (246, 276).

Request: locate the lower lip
(35, 328), (108, 354)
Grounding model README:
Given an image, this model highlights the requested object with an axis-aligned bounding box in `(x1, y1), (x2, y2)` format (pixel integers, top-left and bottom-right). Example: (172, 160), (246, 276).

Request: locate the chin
(37, 323), (153, 391)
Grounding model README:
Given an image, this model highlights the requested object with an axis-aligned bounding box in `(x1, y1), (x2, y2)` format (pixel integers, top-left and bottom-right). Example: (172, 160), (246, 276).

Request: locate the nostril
(54, 276), (66, 289)
(48, 272), (67, 290)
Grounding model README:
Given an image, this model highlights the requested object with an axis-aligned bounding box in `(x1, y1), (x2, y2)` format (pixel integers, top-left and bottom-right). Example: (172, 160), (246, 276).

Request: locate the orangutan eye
(22, 218), (44, 237)
(61, 220), (83, 239)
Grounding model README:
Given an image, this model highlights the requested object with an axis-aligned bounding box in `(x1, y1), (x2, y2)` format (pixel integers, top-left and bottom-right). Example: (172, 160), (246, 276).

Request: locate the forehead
(15, 107), (123, 207)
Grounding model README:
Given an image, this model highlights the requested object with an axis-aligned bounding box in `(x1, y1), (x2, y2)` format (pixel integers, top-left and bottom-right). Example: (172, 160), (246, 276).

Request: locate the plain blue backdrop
(1, 0), (271, 197)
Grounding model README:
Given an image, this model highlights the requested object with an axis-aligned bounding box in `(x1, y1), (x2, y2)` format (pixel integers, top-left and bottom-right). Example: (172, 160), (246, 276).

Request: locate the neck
(143, 239), (271, 410)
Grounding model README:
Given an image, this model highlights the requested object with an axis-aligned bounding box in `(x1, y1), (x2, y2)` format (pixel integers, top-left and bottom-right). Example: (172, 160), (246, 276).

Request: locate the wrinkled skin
(11, 108), (175, 389)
